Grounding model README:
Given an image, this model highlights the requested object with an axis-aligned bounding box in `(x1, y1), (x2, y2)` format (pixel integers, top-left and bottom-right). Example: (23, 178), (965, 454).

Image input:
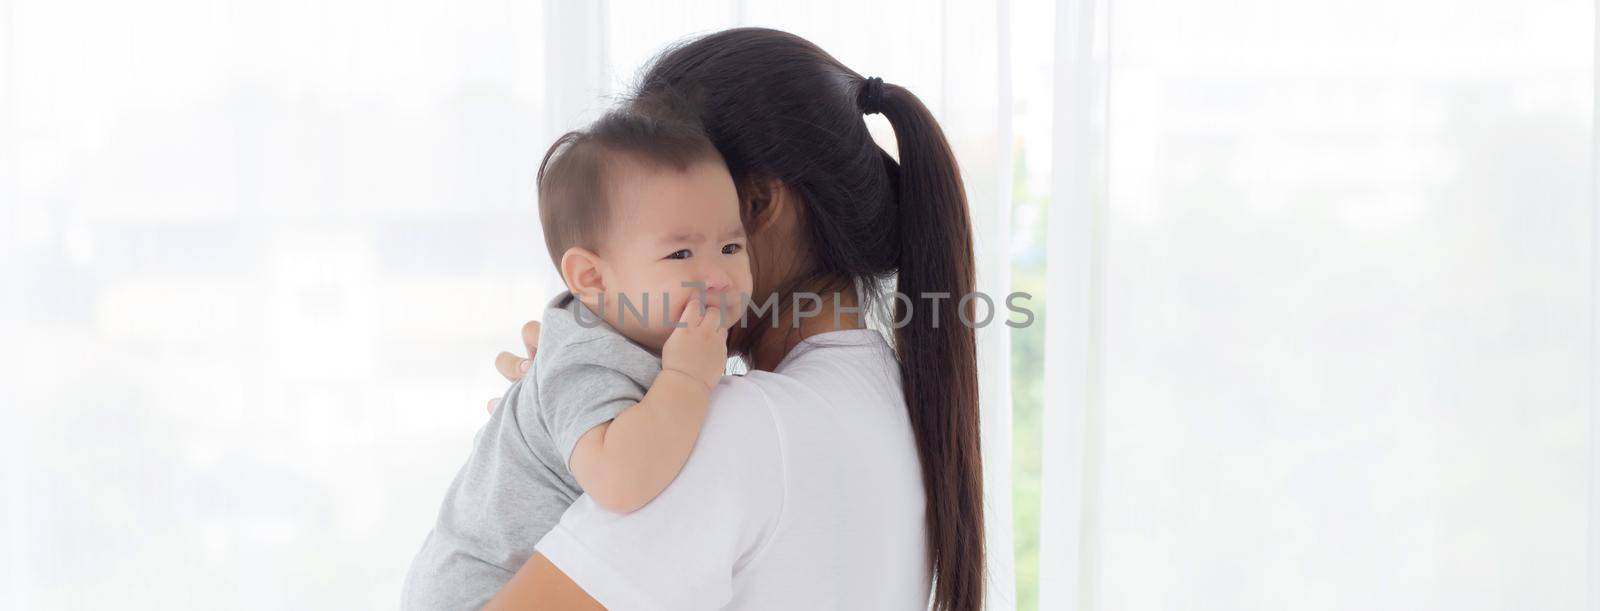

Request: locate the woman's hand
(487, 320), (541, 414)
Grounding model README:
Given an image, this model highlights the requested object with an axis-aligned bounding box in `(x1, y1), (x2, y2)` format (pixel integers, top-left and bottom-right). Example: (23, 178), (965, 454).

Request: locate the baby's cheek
(737, 267), (755, 297)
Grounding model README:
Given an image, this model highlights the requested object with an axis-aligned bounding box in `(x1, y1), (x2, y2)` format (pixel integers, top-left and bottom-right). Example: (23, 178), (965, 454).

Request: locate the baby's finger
(711, 302), (738, 330)
(711, 293), (743, 329)
(677, 295), (707, 329)
(487, 397), (501, 414)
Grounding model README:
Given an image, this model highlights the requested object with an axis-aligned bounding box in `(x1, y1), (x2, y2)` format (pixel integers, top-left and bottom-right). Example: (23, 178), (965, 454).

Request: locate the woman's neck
(746, 281), (866, 372)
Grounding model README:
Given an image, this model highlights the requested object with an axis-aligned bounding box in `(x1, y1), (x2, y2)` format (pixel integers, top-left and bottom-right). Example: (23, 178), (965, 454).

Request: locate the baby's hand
(661, 295), (729, 392)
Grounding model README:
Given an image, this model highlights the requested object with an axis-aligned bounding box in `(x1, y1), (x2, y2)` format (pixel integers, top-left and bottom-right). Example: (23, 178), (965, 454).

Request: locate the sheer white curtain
(1040, 0), (1595, 610)
(5, 1), (559, 607)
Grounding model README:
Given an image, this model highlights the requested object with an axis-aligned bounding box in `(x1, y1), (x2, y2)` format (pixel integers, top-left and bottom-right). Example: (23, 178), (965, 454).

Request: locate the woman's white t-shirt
(534, 328), (930, 610)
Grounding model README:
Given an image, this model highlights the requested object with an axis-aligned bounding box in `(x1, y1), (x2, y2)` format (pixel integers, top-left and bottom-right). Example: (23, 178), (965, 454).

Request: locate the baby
(401, 108), (752, 610)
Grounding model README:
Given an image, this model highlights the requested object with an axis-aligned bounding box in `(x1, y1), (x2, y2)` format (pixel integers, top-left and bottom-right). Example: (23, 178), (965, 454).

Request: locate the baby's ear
(559, 247), (606, 299)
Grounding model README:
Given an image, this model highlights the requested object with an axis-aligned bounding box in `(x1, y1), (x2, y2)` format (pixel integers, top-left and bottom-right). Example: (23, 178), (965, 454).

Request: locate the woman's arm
(483, 553), (604, 611)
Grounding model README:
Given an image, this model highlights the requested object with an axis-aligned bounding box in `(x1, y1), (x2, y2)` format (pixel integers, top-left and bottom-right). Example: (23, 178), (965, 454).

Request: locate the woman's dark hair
(631, 27), (984, 611)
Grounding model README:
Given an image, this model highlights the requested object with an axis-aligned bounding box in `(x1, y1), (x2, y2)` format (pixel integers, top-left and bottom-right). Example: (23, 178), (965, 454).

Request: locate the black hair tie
(859, 77), (885, 115)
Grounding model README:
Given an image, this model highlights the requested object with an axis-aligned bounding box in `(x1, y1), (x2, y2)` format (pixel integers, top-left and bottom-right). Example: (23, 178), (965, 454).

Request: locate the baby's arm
(568, 297), (728, 513)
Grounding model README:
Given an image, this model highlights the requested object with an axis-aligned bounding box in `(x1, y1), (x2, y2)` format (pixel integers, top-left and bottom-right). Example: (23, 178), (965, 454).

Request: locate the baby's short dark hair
(536, 108), (724, 270)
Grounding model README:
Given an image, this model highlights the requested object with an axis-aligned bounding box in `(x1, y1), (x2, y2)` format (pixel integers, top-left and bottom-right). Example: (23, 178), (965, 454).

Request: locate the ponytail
(876, 81), (986, 611)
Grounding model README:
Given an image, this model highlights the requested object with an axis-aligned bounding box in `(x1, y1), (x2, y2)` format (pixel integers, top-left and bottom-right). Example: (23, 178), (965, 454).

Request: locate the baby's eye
(722, 243), (743, 255)
(666, 249), (692, 260)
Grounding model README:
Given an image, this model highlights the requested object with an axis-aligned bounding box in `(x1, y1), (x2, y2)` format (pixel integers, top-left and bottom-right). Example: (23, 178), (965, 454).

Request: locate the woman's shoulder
(697, 374), (786, 461)
(700, 365), (844, 445)
(727, 331), (905, 418)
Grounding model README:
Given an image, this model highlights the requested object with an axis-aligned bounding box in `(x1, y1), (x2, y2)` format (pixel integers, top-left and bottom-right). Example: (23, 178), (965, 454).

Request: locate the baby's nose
(699, 269), (736, 308)
(701, 266), (733, 291)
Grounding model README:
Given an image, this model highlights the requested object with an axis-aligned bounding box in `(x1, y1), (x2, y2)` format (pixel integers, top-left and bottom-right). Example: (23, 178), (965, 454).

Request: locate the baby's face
(590, 157), (752, 351)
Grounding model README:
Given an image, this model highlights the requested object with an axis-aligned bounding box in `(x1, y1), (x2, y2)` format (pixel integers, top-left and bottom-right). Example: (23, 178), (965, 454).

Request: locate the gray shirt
(401, 292), (662, 611)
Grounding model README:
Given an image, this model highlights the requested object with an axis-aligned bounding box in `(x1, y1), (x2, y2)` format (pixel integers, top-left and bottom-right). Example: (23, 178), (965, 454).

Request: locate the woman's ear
(559, 247), (606, 300)
(742, 178), (792, 236)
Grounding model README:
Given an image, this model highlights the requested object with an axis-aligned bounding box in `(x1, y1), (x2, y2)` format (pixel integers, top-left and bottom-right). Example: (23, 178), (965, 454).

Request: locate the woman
(484, 28), (984, 611)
